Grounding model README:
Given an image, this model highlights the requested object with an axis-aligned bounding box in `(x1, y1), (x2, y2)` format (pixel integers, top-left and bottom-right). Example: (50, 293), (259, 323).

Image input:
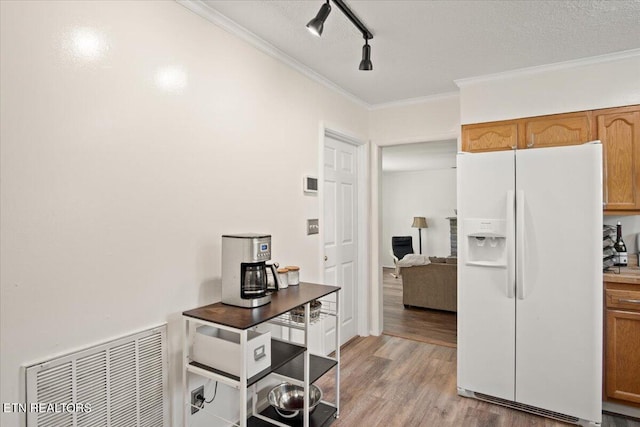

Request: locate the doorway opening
(380, 140), (458, 347)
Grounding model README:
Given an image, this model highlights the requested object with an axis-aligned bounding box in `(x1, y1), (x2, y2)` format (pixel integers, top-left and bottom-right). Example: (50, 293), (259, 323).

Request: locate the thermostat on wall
(303, 176), (318, 193)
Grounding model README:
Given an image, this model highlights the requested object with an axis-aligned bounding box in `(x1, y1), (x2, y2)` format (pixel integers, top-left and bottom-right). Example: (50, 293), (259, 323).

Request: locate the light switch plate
(307, 219), (319, 235)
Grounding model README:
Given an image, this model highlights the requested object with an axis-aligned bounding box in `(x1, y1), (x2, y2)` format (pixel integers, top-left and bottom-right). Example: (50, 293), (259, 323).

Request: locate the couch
(400, 258), (457, 312)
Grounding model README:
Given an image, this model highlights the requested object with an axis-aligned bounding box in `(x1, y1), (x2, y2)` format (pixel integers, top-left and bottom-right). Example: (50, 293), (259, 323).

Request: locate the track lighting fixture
(359, 39), (373, 71)
(306, 0), (374, 71)
(306, 0), (331, 37)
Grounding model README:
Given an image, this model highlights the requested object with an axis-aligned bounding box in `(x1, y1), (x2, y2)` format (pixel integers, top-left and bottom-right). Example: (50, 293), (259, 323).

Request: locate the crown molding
(369, 91), (459, 111)
(177, 0), (370, 109)
(455, 48), (640, 87)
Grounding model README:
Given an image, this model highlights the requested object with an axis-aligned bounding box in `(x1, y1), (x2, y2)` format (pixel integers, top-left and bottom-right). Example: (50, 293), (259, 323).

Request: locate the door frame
(318, 124), (370, 338)
(371, 131), (460, 335)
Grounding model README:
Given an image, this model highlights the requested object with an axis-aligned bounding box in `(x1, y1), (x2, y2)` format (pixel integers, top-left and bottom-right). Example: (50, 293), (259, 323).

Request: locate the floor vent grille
(25, 325), (167, 427)
(474, 393), (580, 425)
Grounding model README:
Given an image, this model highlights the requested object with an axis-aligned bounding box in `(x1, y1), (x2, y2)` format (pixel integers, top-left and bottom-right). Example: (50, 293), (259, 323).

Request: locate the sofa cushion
(401, 263), (457, 312)
(429, 256), (447, 263)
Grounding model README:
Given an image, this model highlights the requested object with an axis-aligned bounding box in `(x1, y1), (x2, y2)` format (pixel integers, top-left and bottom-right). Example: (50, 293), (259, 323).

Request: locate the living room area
(381, 140), (458, 347)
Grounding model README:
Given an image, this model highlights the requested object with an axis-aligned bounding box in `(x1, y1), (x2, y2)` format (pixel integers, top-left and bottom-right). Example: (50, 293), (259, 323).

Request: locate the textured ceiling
(194, 0), (640, 106)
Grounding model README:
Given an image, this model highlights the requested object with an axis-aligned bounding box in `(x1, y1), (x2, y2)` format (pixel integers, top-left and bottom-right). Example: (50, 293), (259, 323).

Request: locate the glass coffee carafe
(241, 262), (268, 299)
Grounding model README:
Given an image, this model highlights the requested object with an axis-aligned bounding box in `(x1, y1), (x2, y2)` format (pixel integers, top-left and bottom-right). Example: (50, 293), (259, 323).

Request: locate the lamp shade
(306, 2), (331, 37)
(359, 42), (373, 71)
(411, 216), (428, 229)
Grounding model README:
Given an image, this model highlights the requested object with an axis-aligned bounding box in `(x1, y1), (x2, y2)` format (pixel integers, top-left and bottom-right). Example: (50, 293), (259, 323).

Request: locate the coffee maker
(221, 233), (274, 308)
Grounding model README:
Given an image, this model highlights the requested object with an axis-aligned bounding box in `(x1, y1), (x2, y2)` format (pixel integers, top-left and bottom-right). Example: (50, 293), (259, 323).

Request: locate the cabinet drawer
(606, 288), (640, 311)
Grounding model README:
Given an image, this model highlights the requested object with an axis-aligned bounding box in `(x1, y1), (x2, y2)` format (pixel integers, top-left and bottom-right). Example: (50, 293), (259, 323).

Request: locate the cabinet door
(606, 309), (640, 404)
(461, 122), (517, 152)
(521, 111), (592, 149)
(597, 105), (640, 212)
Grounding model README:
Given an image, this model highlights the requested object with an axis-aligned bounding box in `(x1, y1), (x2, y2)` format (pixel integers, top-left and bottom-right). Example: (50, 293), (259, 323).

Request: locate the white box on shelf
(193, 326), (271, 378)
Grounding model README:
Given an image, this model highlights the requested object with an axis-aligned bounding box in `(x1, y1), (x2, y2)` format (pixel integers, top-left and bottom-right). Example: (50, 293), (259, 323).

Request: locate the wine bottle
(614, 221), (628, 266)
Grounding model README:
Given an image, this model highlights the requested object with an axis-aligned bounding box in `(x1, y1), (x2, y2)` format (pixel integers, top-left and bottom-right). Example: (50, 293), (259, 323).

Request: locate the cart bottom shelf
(247, 402), (336, 427)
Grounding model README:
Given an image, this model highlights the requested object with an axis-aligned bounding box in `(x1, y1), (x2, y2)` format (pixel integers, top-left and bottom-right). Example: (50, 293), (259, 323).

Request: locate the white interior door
(515, 143), (602, 422)
(323, 135), (358, 352)
(457, 150), (516, 401)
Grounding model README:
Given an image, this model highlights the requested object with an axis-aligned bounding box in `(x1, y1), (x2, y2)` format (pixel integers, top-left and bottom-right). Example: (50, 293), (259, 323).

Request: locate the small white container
(286, 266), (300, 286)
(193, 326), (271, 378)
(277, 268), (289, 289)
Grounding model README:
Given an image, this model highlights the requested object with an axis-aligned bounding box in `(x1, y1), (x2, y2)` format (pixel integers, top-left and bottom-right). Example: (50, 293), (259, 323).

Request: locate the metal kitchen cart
(182, 282), (340, 427)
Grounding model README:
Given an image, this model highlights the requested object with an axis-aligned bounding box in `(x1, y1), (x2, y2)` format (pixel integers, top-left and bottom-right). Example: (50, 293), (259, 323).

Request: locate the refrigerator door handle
(516, 190), (525, 300)
(506, 190), (515, 299)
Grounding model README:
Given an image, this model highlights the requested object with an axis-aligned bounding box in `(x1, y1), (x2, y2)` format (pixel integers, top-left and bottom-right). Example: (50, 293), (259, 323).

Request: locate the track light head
(307, 0), (374, 70)
(306, 1), (331, 37)
(359, 39), (373, 71)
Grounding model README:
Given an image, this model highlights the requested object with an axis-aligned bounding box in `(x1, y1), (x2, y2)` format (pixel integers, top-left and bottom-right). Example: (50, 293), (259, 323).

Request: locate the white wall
(381, 169), (456, 267)
(369, 94), (460, 145)
(0, 2), (368, 426)
(458, 51), (640, 124)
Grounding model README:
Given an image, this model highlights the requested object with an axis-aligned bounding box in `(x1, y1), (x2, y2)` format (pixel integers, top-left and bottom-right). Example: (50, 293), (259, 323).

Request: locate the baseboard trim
(459, 389), (599, 426)
(602, 401), (640, 420)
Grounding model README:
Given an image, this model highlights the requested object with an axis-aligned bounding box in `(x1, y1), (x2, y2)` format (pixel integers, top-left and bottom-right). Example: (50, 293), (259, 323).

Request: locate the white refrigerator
(457, 142), (602, 426)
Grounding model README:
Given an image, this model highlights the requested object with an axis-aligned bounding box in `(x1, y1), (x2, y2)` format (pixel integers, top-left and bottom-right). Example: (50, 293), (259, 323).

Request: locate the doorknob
(324, 256), (328, 261)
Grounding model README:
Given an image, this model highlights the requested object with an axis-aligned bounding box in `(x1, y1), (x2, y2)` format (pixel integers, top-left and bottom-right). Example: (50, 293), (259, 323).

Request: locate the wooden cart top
(182, 282), (340, 330)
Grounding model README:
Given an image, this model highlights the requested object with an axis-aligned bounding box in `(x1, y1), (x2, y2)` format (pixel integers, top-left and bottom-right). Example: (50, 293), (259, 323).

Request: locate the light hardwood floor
(317, 268), (640, 426)
(316, 335), (639, 427)
(382, 267), (457, 347)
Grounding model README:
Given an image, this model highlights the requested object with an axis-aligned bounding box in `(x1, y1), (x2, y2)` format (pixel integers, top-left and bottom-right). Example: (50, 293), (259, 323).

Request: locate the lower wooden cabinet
(605, 286), (640, 405)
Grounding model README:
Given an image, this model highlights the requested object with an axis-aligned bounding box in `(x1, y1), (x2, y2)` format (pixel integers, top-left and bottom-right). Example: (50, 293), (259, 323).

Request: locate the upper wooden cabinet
(461, 111), (593, 153)
(597, 105), (640, 213)
(461, 104), (640, 214)
(461, 121), (517, 153)
(519, 111), (593, 149)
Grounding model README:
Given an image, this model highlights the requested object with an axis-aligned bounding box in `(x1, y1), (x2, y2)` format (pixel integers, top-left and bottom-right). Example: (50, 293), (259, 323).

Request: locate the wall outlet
(191, 385), (204, 414)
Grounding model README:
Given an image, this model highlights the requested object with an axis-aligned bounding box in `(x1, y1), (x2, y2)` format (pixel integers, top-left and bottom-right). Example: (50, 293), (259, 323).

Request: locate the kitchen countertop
(604, 266), (640, 285)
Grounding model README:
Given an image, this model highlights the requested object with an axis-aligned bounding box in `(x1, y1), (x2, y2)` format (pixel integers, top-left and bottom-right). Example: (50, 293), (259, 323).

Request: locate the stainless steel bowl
(267, 383), (323, 419)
